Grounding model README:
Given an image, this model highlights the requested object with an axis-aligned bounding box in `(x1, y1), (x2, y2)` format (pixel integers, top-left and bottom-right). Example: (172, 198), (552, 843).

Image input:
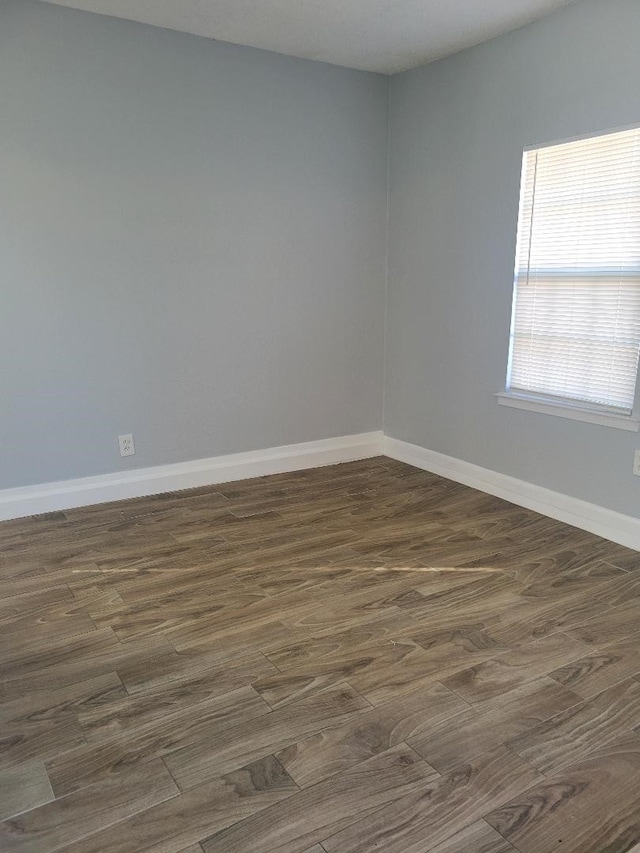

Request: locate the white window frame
(498, 125), (640, 433)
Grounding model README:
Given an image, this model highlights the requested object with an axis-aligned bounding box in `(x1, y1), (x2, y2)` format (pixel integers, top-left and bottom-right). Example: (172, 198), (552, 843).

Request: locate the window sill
(496, 392), (640, 432)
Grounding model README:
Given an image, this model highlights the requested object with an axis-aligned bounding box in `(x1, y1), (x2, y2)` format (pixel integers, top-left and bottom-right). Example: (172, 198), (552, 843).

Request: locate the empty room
(2, 0), (640, 850)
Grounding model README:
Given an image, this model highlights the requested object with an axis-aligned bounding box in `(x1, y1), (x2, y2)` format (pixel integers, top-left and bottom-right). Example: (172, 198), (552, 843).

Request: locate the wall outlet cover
(119, 434), (135, 457)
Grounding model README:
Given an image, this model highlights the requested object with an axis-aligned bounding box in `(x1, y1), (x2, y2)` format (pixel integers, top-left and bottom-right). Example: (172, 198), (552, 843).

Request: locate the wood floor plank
(0, 761), (54, 821)
(0, 672), (125, 729)
(549, 635), (640, 699)
(63, 488), (229, 525)
(255, 637), (454, 709)
(10, 567), (106, 599)
(1, 458), (639, 853)
(46, 685), (271, 796)
(163, 683), (371, 791)
(485, 737), (640, 853)
(89, 586), (265, 642)
(0, 568), (78, 602)
(166, 616), (295, 663)
(53, 755), (297, 853)
(442, 633), (591, 704)
(0, 714), (85, 771)
(400, 572), (520, 617)
(0, 607), (98, 652)
(0, 676), (123, 771)
(165, 579), (337, 644)
(80, 653), (274, 740)
(259, 615), (509, 711)
(407, 677), (580, 773)
(263, 613), (421, 673)
(234, 560), (354, 597)
(0, 630), (173, 703)
(507, 554), (627, 599)
(201, 744), (439, 853)
(0, 760), (178, 853)
(0, 512), (69, 541)
(375, 579), (524, 638)
(117, 646), (275, 697)
(0, 626), (155, 678)
(600, 543), (640, 572)
(112, 562), (249, 604)
(0, 586), (73, 619)
(94, 541), (229, 577)
(425, 820), (515, 853)
(321, 745), (542, 853)
(0, 673), (125, 773)
(402, 567), (508, 598)
(507, 677), (640, 776)
(1, 526), (181, 576)
(276, 681), (468, 788)
(0, 528), (92, 572)
(166, 579), (420, 665)
(566, 598), (640, 647)
(485, 572), (640, 647)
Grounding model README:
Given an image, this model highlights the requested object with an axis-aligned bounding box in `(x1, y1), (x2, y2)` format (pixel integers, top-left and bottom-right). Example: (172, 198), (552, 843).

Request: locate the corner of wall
(381, 74), (392, 436)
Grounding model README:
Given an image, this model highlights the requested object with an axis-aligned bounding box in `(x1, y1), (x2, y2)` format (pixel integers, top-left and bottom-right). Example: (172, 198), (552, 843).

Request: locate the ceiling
(38, 0), (579, 74)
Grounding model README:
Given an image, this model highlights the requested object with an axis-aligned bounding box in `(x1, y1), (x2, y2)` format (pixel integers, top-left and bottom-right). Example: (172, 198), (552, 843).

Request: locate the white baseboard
(3, 429), (638, 552)
(384, 436), (640, 552)
(0, 431), (384, 522)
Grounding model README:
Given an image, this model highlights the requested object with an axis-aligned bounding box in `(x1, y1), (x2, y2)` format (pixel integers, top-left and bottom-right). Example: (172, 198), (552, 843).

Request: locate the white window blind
(507, 127), (640, 415)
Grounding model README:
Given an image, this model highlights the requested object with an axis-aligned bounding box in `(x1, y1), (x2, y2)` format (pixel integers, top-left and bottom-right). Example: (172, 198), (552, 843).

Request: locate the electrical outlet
(119, 434), (135, 457)
(634, 450), (640, 477)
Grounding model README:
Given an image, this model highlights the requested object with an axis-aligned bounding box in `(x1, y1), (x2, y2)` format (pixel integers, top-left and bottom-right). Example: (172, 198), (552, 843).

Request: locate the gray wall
(1, 0), (388, 489)
(4, 0), (639, 520)
(385, 0), (640, 517)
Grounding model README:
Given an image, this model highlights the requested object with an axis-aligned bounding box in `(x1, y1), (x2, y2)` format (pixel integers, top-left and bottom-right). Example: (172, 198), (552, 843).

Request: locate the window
(500, 127), (640, 430)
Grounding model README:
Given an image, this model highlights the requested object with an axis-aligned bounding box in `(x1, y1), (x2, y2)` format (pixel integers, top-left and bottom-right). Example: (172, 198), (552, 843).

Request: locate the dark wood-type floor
(2, 457), (640, 852)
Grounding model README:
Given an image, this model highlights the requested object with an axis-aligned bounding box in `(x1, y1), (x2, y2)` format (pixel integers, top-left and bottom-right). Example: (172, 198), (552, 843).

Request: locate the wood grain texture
(163, 683), (371, 791)
(407, 678), (580, 773)
(78, 653), (275, 740)
(322, 745), (543, 853)
(255, 635), (455, 708)
(2, 457), (640, 851)
(54, 754), (297, 853)
(0, 761), (54, 821)
(507, 678), (640, 776)
(276, 681), (466, 788)
(201, 744), (438, 853)
(0, 760), (178, 853)
(567, 599), (640, 647)
(549, 635), (640, 699)
(426, 821), (515, 853)
(484, 572), (640, 647)
(485, 738), (640, 853)
(46, 685), (271, 796)
(442, 632), (591, 704)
